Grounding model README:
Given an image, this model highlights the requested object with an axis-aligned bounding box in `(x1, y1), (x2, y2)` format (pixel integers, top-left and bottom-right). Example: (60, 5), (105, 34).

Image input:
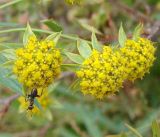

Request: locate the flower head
(13, 36), (62, 89)
(65, 0), (82, 4)
(76, 46), (127, 99)
(120, 38), (156, 81)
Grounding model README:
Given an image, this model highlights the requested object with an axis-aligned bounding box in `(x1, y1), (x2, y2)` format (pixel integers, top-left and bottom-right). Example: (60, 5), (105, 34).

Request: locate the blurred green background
(0, 0), (160, 137)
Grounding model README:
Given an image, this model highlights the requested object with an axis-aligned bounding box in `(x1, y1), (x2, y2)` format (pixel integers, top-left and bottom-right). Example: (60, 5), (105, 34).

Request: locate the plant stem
(0, 0), (23, 9)
(0, 28), (91, 43)
(125, 124), (143, 137)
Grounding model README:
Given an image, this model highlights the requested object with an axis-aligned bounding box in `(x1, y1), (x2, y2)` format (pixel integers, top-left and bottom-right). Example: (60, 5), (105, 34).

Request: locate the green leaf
(133, 23), (143, 41)
(48, 82), (60, 93)
(118, 23), (127, 47)
(91, 32), (102, 52)
(5, 72), (15, 79)
(152, 120), (160, 137)
(79, 109), (102, 137)
(53, 99), (63, 109)
(60, 128), (79, 137)
(64, 52), (84, 64)
(0, 68), (22, 94)
(45, 109), (53, 121)
(46, 32), (62, 44)
(0, 0), (23, 9)
(61, 64), (80, 71)
(69, 78), (80, 91)
(125, 124), (143, 137)
(34, 98), (43, 110)
(42, 19), (62, 32)
(0, 49), (16, 60)
(23, 23), (35, 45)
(78, 20), (102, 35)
(22, 85), (28, 95)
(0, 60), (14, 68)
(0, 43), (22, 50)
(77, 39), (92, 58)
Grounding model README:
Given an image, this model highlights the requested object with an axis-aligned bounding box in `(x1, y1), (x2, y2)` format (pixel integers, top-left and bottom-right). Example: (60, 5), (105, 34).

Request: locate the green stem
(0, 28), (91, 43)
(125, 124), (143, 137)
(0, 0), (23, 9)
(61, 64), (81, 67)
(0, 28), (52, 34)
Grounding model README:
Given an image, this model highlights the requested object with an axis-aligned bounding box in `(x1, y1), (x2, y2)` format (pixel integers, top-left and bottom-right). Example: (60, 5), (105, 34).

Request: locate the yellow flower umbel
(120, 38), (156, 81)
(76, 46), (127, 99)
(18, 88), (52, 117)
(13, 36), (62, 89)
(65, 0), (82, 4)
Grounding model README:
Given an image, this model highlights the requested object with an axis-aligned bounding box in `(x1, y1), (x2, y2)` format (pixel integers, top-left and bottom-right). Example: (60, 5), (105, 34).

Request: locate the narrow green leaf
(125, 124), (143, 137)
(79, 109), (102, 137)
(64, 52), (84, 64)
(0, 0), (23, 9)
(45, 109), (53, 121)
(0, 43), (22, 50)
(23, 23), (35, 45)
(152, 120), (160, 137)
(22, 85), (27, 95)
(133, 23), (143, 41)
(0, 68), (22, 94)
(34, 99), (43, 110)
(60, 128), (79, 137)
(0, 49), (16, 60)
(77, 39), (92, 58)
(61, 64), (80, 71)
(48, 82), (60, 93)
(78, 20), (102, 35)
(46, 32), (62, 44)
(118, 23), (127, 47)
(42, 19), (62, 32)
(0, 60), (14, 68)
(5, 72), (15, 79)
(91, 32), (102, 51)
(69, 78), (80, 91)
(53, 99), (63, 109)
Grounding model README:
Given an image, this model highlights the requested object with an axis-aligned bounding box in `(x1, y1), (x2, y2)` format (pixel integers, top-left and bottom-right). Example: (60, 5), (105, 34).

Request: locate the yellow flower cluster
(13, 36), (62, 89)
(76, 47), (127, 99)
(65, 0), (82, 4)
(120, 38), (156, 81)
(18, 88), (52, 116)
(77, 38), (156, 99)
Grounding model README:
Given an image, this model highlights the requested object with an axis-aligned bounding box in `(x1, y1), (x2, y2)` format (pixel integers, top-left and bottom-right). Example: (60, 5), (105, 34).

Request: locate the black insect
(26, 88), (40, 111)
